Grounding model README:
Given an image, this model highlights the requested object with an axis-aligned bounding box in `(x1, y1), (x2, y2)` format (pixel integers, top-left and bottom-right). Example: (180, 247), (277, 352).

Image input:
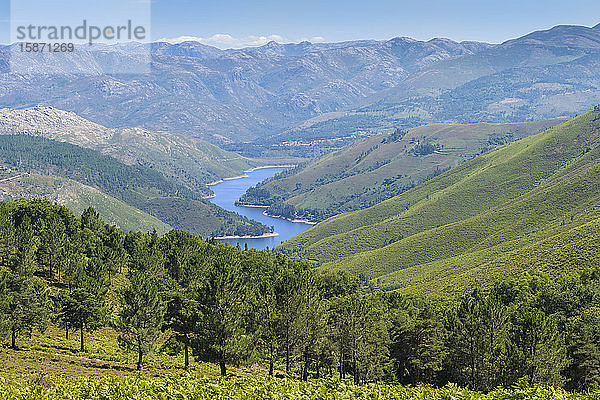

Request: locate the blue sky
(1, 0), (599, 47)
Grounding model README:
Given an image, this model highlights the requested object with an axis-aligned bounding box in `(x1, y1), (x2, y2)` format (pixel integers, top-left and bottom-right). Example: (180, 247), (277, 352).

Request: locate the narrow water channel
(208, 167), (312, 250)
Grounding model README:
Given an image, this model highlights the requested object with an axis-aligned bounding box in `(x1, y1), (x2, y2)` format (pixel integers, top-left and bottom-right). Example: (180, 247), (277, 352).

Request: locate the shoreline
(213, 231), (279, 240)
(207, 165), (296, 186)
(262, 210), (317, 225)
(243, 165), (296, 173)
(236, 203), (269, 209)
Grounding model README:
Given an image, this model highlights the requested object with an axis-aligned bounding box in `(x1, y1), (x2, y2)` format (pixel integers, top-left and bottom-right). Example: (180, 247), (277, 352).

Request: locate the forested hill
(0, 135), (270, 237)
(238, 119), (564, 222)
(4, 198), (600, 393)
(0, 173), (172, 234)
(0, 107), (259, 196)
(278, 108), (600, 293)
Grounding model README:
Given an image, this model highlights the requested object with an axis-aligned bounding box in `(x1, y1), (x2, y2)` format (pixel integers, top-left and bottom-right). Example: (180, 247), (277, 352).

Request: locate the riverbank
(207, 175), (248, 186)
(207, 165), (296, 186)
(244, 165), (296, 172)
(262, 210), (317, 225)
(213, 231), (279, 240)
(207, 165), (313, 249)
(236, 203), (269, 208)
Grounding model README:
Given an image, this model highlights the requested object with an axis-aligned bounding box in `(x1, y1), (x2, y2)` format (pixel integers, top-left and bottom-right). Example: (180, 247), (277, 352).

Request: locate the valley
(278, 109), (600, 294)
(2, 12), (600, 397)
(208, 167), (313, 249)
(0, 111), (273, 238)
(238, 119), (565, 222)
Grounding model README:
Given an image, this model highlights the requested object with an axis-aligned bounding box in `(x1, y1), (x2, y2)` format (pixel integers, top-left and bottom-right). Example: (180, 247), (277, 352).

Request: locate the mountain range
(1, 24), (598, 151)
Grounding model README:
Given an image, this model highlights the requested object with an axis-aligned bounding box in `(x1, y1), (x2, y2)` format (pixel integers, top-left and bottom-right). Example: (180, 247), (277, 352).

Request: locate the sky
(1, 0), (599, 48)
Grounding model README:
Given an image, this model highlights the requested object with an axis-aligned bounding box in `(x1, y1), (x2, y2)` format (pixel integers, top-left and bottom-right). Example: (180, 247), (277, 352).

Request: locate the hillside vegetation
(4, 199), (600, 396)
(278, 109), (600, 293)
(0, 375), (594, 400)
(239, 119), (563, 221)
(0, 107), (259, 195)
(0, 135), (269, 237)
(0, 173), (171, 234)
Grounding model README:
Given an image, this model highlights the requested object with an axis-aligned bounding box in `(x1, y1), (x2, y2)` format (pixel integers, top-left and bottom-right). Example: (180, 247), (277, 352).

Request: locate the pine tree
(164, 284), (201, 370)
(118, 268), (166, 371)
(566, 306), (600, 390)
(193, 246), (249, 376)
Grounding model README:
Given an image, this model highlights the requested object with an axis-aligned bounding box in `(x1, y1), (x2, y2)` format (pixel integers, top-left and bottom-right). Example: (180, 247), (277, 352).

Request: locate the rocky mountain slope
(0, 107), (258, 195)
(2, 24), (597, 147)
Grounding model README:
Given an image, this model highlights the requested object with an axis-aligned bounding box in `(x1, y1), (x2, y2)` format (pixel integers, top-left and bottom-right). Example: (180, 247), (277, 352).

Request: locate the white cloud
(158, 33), (326, 49)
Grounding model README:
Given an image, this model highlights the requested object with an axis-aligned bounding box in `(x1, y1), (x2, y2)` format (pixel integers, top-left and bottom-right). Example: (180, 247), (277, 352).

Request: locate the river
(208, 167), (313, 250)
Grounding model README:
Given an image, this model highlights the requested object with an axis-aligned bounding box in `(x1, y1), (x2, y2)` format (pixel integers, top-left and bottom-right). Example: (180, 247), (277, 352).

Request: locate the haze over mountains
(1, 24), (599, 150)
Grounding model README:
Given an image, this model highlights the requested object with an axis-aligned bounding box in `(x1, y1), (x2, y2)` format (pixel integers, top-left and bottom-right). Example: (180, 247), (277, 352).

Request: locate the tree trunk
(137, 346), (143, 371)
(285, 330), (291, 373)
(353, 350), (359, 385)
(339, 346), (344, 379)
(65, 322), (69, 340)
(302, 347), (309, 381)
(269, 341), (274, 376)
(219, 359), (227, 376)
(316, 357), (320, 379)
(80, 321), (84, 352)
(11, 326), (16, 349)
(184, 336), (189, 370)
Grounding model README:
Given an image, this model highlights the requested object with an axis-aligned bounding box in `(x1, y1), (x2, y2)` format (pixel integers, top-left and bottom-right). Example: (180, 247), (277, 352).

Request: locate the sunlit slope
(0, 173), (171, 234)
(278, 110), (600, 291)
(241, 119), (563, 221)
(0, 107), (258, 194)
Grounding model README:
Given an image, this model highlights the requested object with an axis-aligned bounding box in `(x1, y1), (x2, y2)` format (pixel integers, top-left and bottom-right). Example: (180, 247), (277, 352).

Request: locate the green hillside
(277, 109), (600, 294)
(0, 173), (171, 234)
(239, 119), (564, 221)
(104, 127), (258, 193)
(0, 135), (270, 237)
(5, 198), (600, 394)
(0, 107), (259, 195)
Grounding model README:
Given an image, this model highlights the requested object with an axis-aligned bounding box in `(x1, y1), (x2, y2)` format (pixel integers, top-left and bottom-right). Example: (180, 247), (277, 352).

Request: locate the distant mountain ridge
(0, 23), (598, 150)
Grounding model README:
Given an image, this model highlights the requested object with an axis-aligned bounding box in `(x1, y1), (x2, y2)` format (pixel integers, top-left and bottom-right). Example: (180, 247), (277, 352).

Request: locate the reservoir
(208, 167), (313, 250)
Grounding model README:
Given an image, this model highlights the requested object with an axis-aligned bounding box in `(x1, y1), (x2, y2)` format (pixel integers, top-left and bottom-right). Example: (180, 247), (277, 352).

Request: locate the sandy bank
(213, 231), (279, 240)
(262, 210), (317, 225)
(207, 165), (296, 186)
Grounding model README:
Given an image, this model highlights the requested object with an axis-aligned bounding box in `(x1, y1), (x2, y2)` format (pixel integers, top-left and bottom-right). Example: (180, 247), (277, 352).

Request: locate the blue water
(208, 167), (312, 250)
